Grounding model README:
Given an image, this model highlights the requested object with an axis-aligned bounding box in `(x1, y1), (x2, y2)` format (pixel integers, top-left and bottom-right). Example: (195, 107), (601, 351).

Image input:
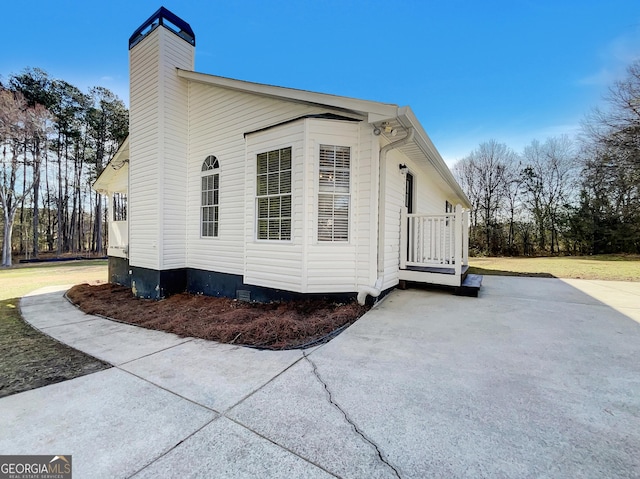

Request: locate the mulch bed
(66, 283), (370, 350)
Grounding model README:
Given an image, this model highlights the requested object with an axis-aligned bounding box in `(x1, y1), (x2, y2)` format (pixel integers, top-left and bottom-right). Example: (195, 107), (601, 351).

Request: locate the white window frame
(201, 155), (219, 238)
(255, 146), (292, 241)
(317, 144), (351, 242)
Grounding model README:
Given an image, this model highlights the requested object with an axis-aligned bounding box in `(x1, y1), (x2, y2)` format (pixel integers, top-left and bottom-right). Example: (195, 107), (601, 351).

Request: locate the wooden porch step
(454, 274), (483, 297)
(397, 265), (474, 291)
(405, 264), (469, 276)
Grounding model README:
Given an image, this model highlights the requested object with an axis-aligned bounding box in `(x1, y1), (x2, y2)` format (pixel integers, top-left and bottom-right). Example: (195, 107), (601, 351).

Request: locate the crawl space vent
(236, 290), (251, 302)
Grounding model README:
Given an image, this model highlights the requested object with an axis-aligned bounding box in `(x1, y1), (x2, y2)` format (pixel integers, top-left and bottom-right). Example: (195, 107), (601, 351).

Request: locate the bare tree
(85, 87), (128, 254)
(454, 140), (516, 253)
(543, 136), (577, 252)
(579, 60), (640, 253)
(521, 140), (547, 251)
(453, 156), (480, 227)
(2, 68), (130, 260)
(501, 158), (523, 254)
(522, 136), (577, 253)
(27, 103), (52, 257)
(0, 90), (49, 266)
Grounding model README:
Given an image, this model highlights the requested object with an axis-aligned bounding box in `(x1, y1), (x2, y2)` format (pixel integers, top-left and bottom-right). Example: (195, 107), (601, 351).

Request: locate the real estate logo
(0, 455), (72, 479)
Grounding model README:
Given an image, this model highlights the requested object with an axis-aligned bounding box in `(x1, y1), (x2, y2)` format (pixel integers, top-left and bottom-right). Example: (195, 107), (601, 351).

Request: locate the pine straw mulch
(66, 283), (370, 350)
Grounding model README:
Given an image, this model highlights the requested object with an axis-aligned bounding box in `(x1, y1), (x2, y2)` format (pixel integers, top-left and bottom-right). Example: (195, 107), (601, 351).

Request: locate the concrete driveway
(2, 277), (639, 478)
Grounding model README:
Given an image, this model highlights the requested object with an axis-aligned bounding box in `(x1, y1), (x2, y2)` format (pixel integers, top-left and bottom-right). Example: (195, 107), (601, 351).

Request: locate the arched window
(202, 155), (219, 171)
(201, 155), (219, 237)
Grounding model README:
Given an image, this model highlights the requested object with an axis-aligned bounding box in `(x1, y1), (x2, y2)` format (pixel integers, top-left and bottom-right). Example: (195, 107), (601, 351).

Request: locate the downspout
(357, 127), (414, 305)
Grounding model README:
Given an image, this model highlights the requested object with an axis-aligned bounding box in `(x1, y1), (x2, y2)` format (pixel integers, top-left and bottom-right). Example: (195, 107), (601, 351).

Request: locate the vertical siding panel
(243, 121), (304, 291)
(186, 86), (318, 275)
(129, 28), (161, 270)
(159, 30), (192, 269)
(129, 26), (193, 271)
(185, 84), (357, 280)
(382, 149), (405, 290)
(382, 146), (454, 289)
(357, 123), (376, 288)
(304, 119), (362, 293)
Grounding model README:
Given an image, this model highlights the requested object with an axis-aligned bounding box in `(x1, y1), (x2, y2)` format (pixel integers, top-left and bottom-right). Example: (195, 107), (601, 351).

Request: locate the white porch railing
(400, 204), (469, 276)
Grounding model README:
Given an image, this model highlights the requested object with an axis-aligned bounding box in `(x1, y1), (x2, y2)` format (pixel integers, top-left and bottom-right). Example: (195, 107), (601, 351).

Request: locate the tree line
(0, 68), (128, 266)
(2, 60), (638, 265)
(453, 60), (640, 256)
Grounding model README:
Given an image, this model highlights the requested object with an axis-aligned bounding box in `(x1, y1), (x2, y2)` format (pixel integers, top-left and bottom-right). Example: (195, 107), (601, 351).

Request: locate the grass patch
(0, 260), (107, 301)
(0, 261), (109, 398)
(0, 297), (110, 398)
(469, 255), (640, 281)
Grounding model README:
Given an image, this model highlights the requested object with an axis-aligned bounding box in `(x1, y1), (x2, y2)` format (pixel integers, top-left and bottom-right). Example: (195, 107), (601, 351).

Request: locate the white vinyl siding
(382, 147), (454, 290)
(126, 17), (467, 296)
(186, 84), (321, 276)
(304, 120), (369, 293)
(256, 147), (292, 240)
(185, 84), (376, 294)
(128, 25), (193, 270)
(129, 28), (161, 269)
(159, 32), (192, 269)
(245, 122), (305, 291)
(318, 145), (350, 242)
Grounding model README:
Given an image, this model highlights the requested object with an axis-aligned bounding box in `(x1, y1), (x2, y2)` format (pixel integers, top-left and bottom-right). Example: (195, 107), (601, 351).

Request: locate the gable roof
(176, 69), (398, 124)
(176, 69), (469, 207)
(96, 68), (470, 207)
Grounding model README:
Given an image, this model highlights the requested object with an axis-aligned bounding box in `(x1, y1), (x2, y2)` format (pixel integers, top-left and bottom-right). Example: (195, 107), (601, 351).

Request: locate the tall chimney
(127, 7), (195, 298)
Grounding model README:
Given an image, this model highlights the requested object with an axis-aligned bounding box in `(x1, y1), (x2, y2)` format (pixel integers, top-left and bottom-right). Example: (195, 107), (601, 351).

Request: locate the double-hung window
(256, 147), (292, 240)
(201, 155), (219, 237)
(318, 145), (350, 242)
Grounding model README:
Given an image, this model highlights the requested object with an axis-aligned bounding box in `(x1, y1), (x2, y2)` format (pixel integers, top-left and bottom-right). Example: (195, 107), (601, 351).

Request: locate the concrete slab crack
(303, 352), (401, 479)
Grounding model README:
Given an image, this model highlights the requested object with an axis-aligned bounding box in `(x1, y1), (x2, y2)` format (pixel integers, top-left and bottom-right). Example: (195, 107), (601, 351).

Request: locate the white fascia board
(177, 69), (399, 119)
(93, 136), (130, 193)
(397, 107), (471, 208)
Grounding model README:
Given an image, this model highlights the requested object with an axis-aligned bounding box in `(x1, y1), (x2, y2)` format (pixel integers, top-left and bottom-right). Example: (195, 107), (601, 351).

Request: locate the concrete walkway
(2, 277), (640, 478)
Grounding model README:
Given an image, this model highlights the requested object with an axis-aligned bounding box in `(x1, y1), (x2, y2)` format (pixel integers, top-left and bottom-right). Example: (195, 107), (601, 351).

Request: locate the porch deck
(398, 206), (481, 296)
(402, 264), (470, 276)
(398, 264), (468, 287)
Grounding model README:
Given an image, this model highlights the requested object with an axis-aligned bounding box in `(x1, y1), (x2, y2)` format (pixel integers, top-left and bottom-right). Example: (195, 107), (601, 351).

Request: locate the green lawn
(469, 255), (640, 282)
(0, 260), (108, 301)
(0, 260), (109, 398)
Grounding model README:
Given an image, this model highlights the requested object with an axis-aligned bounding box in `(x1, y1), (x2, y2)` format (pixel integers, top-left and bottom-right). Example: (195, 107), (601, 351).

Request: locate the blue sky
(2, 1), (639, 164)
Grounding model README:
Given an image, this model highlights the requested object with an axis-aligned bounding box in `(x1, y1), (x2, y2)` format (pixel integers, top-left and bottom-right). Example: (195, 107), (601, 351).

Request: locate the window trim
(316, 143), (352, 243)
(200, 155), (220, 238)
(255, 146), (293, 242)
